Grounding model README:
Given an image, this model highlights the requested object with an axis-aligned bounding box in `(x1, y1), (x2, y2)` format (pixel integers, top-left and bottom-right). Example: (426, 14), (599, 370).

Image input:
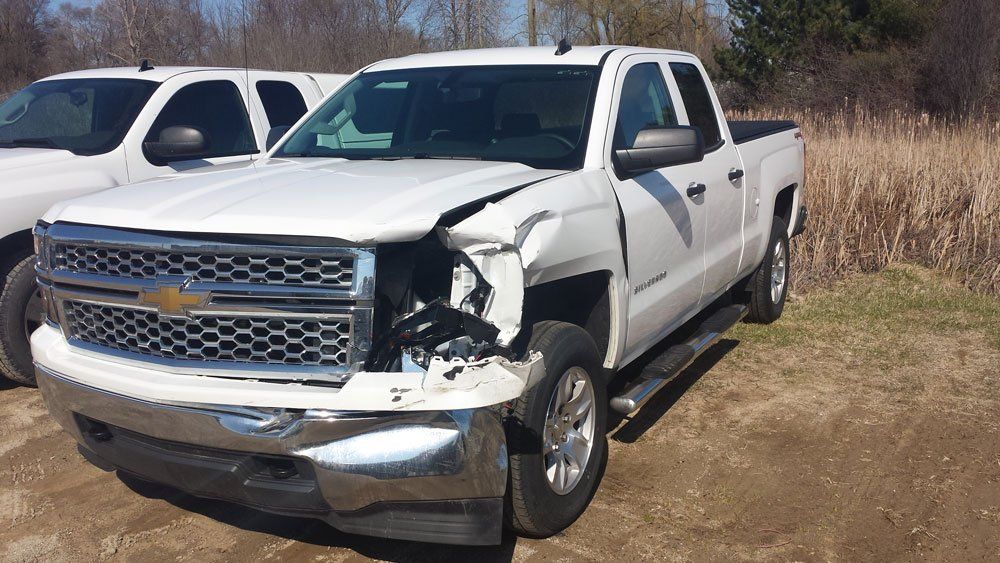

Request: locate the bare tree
(533, 0), (727, 60)
(919, 0), (1000, 114)
(367, 0), (416, 58)
(424, 0), (509, 50)
(0, 0), (48, 93)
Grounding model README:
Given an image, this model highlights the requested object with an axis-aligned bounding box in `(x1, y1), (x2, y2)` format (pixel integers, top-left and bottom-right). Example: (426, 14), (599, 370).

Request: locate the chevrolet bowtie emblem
(139, 281), (208, 316)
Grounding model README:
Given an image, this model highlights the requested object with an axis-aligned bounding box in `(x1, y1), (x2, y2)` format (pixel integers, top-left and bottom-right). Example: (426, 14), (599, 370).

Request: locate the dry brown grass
(731, 108), (1000, 293)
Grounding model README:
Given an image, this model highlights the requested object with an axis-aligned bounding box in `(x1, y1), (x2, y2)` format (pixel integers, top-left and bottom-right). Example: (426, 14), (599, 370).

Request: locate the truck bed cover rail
(727, 120), (797, 144)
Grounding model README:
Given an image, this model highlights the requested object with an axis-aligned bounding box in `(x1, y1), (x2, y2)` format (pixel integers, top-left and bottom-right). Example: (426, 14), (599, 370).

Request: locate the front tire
(505, 321), (607, 538)
(745, 217), (790, 324)
(0, 254), (44, 386)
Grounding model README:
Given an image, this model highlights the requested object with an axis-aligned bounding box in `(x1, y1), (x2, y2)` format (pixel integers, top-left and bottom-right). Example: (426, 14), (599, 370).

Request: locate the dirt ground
(1, 265), (998, 562)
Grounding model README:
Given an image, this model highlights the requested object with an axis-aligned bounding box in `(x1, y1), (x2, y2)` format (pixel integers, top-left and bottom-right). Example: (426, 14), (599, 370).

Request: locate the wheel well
(0, 229), (33, 272)
(774, 184), (796, 230)
(518, 271), (612, 361)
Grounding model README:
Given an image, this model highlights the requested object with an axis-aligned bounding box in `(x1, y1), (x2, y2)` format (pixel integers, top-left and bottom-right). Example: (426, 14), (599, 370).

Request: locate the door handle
(728, 168), (744, 181)
(686, 183), (707, 198)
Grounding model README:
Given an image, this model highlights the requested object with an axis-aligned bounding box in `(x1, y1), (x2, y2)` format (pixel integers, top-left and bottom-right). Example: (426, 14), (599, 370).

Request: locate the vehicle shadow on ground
(609, 338), (739, 444)
(118, 474), (519, 562)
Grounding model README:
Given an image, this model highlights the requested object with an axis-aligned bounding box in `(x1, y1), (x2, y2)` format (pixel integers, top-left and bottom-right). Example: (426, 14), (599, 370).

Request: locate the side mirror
(143, 126), (207, 162)
(614, 125), (704, 176)
(266, 125), (291, 151)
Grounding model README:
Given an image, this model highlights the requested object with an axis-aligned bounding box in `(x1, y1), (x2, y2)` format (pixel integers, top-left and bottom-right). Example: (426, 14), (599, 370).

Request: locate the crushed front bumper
(36, 365), (508, 545)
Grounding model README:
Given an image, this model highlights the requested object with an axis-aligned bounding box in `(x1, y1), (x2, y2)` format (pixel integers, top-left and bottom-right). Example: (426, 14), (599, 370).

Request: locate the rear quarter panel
(734, 129), (804, 279)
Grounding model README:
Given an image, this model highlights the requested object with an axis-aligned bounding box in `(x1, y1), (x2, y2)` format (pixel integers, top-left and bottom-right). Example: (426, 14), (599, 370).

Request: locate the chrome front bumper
(36, 365), (508, 545)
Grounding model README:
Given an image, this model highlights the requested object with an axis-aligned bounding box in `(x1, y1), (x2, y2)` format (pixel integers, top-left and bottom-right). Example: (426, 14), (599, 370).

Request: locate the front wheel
(745, 217), (790, 324)
(505, 321), (607, 538)
(0, 254), (44, 386)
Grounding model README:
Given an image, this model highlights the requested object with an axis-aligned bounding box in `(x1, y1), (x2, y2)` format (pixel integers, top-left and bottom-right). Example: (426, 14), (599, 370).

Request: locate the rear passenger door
(668, 60), (744, 300)
(604, 56), (708, 357)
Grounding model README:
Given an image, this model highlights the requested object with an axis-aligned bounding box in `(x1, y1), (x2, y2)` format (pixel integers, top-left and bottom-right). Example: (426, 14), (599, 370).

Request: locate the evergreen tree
(714, 0), (931, 90)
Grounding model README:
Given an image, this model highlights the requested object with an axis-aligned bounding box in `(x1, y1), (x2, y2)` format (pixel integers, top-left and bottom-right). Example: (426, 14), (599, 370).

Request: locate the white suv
(0, 65), (344, 384)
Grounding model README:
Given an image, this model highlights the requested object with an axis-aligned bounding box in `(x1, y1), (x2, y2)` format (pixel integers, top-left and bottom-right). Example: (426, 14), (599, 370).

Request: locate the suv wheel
(505, 321), (607, 538)
(0, 254), (43, 386)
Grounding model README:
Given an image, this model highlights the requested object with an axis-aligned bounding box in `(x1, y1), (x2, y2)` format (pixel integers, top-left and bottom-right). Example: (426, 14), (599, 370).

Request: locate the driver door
(604, 56), (708, 358)
(124, 71), (261, 182)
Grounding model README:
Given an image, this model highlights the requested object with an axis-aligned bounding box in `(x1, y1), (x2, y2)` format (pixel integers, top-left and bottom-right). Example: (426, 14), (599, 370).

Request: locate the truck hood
(43, 158), (564, 243)
(0, 147), (79, 171)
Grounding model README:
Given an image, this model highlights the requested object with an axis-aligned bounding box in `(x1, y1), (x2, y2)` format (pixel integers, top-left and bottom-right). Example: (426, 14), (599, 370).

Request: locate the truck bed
(727, 120), (797, 144)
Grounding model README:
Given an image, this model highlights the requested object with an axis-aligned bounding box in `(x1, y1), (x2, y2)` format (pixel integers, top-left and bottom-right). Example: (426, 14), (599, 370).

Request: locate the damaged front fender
(439, 202), (528, 346)
(358, 203), (552, 411)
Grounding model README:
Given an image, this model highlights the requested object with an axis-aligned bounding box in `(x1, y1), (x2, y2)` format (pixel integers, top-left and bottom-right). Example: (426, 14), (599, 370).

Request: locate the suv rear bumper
(36, 365), (508, 545)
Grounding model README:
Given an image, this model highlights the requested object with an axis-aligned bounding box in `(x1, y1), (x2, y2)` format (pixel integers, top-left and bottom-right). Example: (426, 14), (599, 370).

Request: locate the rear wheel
(505, 321), (607, 538)
(0, 254), (43, 386)
(745, 217), (790, 324)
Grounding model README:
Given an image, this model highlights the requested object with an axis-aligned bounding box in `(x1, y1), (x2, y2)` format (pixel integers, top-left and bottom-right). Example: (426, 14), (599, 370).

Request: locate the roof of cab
(39, 66), (255, 83)
(366, 45), (698, 72)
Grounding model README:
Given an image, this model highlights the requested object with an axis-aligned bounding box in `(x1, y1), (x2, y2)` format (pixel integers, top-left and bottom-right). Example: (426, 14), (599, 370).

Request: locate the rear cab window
(668, 62), (722, 150)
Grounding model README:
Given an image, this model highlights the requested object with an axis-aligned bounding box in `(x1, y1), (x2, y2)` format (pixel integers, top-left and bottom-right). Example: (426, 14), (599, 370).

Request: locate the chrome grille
(63, 301), (352, 367)
(55, 245), (354, 288)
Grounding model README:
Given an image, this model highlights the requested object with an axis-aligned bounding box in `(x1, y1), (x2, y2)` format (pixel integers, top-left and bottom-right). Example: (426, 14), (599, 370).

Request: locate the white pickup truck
(0, 65), (345, 384)
(32, 46), (805, 545)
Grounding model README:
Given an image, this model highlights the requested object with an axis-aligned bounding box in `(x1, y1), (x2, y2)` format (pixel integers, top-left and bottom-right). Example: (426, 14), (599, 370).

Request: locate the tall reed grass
(731, 108), (1000, 293)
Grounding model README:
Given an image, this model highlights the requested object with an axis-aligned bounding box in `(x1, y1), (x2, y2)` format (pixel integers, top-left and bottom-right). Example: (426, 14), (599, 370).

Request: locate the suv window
(668, 62), (721, 149)
(614, 63), (678, 149)
(256, 80), (308, 128)
(145, 80), (256, 162)
(0, 79), (156, 155)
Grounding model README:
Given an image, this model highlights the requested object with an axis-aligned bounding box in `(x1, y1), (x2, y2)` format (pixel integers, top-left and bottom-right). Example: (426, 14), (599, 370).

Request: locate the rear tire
(745, 217), (790, 324)
(0, 254), (43, 386)
(504, 321), (607, 538)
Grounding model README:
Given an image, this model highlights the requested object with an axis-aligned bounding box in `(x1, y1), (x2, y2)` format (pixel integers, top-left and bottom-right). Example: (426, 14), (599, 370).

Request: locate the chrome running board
(611, 304), (747, 414)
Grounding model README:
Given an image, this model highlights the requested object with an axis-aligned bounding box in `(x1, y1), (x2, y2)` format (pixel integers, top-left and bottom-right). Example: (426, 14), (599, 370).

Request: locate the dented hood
(42, 157), (562, 243)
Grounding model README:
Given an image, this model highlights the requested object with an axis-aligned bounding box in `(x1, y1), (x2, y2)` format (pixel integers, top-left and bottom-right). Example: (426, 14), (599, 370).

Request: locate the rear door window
(668, 62), (722, 149)
(256, 80), (308, 128)
(145, 80), (257, 161)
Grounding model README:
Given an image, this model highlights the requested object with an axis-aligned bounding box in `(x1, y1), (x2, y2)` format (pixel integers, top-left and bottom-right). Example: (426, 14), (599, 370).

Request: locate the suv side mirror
(144, 126), (207, 162)
(266, 125), (291, 151)
(614, 125), (705, 176)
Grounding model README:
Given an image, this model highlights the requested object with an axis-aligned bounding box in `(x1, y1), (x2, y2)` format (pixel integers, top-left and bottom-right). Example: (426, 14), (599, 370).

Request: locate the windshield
(0, 78), (157, 155)
(274, 65), (600, 170)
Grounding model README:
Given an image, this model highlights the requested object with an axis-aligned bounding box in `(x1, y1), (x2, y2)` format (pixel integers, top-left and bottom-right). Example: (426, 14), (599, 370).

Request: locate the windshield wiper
(413, 153), (483, 161)
(369, 153), (483, 161)
(278, 152), (373, 160)
(276, 152), (483, 161)
(2, 137), (60, 149)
